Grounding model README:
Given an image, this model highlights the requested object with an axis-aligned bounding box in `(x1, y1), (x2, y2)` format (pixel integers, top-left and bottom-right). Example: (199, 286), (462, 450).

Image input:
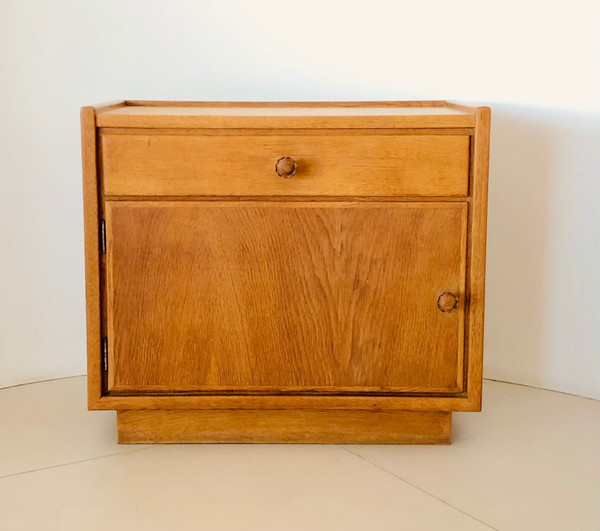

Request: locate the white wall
(1, 0), (599, 398)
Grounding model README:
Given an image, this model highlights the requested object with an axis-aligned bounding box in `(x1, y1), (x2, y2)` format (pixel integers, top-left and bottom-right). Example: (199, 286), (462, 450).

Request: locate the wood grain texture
(104, 195), (472, 203)
(103, 106), (470, 116)
(465, 107), (491, 411)
(105, 201), (467, 393)
(81, 107), (103, 408)
(117, 409), (452, 444)
(95, 393), (479, 411)
(101, 133), (470, 197)
(96, 101), (475, 129)
(100, 127), (475, 137)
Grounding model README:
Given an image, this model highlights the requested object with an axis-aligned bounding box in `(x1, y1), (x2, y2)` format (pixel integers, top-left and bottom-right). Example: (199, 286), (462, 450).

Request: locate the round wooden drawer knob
(437, 292), (459, 313)
(275, 156), (297, 178)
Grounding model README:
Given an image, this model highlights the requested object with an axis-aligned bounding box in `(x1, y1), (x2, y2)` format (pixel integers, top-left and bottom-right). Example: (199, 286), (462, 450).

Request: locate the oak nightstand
(81, 101), (491, 443)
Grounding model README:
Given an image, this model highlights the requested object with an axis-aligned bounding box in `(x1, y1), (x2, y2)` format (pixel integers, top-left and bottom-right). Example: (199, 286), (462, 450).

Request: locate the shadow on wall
(484, 103), (600, 399)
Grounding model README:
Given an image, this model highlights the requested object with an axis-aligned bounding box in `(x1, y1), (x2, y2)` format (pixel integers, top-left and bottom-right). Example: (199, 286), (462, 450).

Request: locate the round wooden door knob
(437, 292), (459, 313)
(275, 156), (297, 178)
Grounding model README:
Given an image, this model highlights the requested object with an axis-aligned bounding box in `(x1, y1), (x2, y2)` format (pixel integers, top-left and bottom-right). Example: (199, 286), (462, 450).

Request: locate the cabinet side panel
(81, 107), (102, 408)
(467, 107), (491, 409)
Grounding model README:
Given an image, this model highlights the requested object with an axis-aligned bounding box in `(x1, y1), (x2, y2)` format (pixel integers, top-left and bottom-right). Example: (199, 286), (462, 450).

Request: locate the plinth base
(117, 409), (451, 444)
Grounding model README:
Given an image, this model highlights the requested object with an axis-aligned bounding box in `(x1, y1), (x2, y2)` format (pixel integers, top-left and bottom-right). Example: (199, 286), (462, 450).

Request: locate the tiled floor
(0, 377), (598, 530)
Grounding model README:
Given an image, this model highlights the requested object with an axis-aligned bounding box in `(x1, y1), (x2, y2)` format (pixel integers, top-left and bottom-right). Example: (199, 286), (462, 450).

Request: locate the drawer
(101, 133), (470, 197)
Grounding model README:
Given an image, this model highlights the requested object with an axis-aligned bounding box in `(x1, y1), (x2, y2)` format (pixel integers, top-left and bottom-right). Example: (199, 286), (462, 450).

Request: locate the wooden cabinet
(82, 101), (491, 444)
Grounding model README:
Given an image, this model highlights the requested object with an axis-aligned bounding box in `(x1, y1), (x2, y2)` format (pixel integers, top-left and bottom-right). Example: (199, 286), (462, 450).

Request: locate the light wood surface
(103, 105), (471, 116)
(106, 201), (467, 393)
(465, 107), (491, 409)
(81, 107), (103, 407)
(93, 393), (480, 412)
(91, 100), (126, 112)
(101, 133), (470, 197)
(123, 100), (452, 107)
(95, 101), (476, 128)
(100, 127), (475, 137)
(117, 409), (452, 444)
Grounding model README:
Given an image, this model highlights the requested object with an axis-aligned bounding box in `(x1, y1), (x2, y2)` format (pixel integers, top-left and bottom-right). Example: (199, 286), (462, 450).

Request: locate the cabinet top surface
(92, 101), (482, 129)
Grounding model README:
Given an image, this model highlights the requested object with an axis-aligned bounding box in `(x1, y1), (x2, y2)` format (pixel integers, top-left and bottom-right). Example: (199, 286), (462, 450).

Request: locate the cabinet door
(105, 201), (467, 394)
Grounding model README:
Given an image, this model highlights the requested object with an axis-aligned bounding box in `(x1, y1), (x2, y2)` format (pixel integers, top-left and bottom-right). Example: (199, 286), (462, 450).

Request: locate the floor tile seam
(0, 446), (153, 480)
(482, 378), (599, 402)
(338, 444), (499, 531)
(0, 374), (85, 391)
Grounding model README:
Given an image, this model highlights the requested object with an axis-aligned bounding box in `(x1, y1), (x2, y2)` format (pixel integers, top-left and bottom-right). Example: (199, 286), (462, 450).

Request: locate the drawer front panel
(101, 133), (470, 197)
(105, 201), (467, 394)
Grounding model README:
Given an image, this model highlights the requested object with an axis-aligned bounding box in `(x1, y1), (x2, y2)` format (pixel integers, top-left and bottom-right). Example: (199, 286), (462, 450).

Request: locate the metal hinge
(100, 220), (106, 253)
(102, 338), (108, 371)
